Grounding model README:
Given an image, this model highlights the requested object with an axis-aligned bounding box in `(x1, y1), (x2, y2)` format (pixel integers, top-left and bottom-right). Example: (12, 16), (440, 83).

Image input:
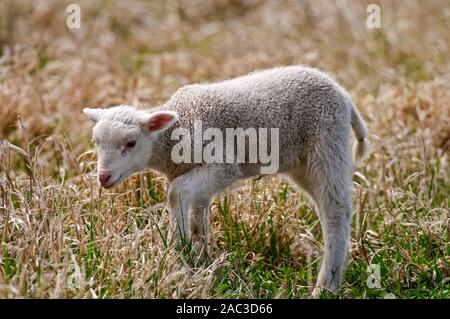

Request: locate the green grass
(0, 0), (449, 299)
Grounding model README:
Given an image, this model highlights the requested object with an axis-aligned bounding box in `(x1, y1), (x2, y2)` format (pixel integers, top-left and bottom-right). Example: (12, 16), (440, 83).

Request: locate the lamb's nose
(98, 170), (111, 185)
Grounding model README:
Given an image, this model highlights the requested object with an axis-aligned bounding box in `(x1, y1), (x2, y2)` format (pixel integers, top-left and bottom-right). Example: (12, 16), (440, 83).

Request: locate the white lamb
(83, 65), (370, 296)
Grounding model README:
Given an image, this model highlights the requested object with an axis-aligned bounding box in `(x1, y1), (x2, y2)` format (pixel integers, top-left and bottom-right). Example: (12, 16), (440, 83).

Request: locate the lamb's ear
(83, 108), (105, 123)
(141, 111), (178, 134)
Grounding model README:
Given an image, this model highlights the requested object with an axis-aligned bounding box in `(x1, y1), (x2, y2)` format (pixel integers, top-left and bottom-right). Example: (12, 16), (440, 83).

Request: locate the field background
(0, 0), (449, 298)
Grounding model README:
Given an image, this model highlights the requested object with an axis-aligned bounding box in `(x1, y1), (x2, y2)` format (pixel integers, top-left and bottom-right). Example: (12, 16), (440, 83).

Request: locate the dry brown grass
(0, 0), (449, 298)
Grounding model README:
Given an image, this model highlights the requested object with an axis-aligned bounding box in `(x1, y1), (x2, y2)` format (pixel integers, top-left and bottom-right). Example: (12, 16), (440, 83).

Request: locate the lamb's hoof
(199, 250), (210, 263)
(193, 244), (210, 264)
(311, 287), (323, 299)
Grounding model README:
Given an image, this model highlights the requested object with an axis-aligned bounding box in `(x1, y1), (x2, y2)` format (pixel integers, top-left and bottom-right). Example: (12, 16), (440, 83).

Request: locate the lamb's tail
(350, 102), (370, 162)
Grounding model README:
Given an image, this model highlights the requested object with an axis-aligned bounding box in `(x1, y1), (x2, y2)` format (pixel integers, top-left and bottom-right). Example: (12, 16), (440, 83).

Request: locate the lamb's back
(161, 66), (351, 170)
(167, 66), (347, 130)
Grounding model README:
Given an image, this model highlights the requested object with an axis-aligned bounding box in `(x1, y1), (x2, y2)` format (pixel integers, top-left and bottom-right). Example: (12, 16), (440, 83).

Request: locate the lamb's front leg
(167, 165), (242, 252)
(167, 177), (193, 246)
(192, 199), (211, 259)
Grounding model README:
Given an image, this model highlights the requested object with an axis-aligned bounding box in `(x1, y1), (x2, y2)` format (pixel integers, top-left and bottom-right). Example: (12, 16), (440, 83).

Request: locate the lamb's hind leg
(287, 152), (353, 296)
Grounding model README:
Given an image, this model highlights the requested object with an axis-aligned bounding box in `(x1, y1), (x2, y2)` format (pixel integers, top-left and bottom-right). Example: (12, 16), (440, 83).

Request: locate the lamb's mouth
(102, 174), (122, 189)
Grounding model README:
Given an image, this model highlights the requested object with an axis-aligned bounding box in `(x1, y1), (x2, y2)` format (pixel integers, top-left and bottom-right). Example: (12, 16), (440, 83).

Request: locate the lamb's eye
(126, 141), (136, 148)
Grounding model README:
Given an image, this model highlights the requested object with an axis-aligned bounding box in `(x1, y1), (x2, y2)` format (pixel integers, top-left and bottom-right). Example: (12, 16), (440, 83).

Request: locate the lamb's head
(83, 105), (178, 188)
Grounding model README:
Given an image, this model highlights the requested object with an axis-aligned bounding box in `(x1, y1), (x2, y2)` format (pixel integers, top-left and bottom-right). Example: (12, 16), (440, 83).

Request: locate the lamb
(83, 65), (370, 296)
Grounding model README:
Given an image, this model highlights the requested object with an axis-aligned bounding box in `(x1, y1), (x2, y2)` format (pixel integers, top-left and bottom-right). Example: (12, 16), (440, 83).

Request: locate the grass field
(0, 0), (449, 298)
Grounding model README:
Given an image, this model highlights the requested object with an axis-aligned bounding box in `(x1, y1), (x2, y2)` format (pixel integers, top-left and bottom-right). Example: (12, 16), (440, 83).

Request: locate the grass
(0, 0), (449, 298)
